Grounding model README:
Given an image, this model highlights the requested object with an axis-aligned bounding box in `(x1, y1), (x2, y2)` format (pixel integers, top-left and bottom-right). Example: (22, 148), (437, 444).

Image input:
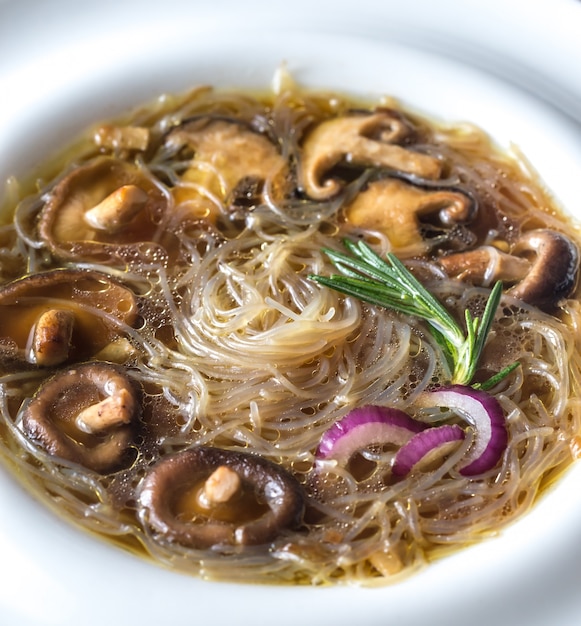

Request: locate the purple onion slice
(417, 385), (508, 476)
(392, 424), (465, 477)
(316, 405), (425, 464)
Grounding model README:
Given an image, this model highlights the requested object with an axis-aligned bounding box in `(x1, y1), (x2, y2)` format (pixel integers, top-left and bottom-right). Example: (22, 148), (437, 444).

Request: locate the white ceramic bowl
(1, 1), (581, 625)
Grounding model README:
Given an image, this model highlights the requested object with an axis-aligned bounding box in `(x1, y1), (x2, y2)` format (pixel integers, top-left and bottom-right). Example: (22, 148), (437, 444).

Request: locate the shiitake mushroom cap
(0, 268), (139, 368)
(138, 446), (306, 549)
(38, 156), (169, 263)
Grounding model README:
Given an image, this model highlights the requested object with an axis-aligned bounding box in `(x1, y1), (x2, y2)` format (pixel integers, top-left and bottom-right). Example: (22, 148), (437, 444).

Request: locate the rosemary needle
(309, 239), (511, 386)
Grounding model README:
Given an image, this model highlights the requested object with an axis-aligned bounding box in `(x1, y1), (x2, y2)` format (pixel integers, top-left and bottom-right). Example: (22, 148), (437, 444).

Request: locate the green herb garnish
(309, 239), (516, 386)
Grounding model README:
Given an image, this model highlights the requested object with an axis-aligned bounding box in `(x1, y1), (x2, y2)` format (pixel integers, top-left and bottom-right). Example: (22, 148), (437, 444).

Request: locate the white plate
(1, 1), (581, 625)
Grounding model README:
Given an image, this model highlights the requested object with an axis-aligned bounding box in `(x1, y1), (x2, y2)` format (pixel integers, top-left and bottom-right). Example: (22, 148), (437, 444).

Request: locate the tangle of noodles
(0, 76), (580, 586)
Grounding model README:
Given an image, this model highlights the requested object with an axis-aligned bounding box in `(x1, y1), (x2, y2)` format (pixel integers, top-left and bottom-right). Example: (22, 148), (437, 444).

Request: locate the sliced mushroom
(345, 178), (476, 254)
(75, 386), (137, 433)
(198, 465), (242, 507)
(299, 111), (442, 200)
(439, 245), (532, 286)
(93, 337), (137, 364)
(508, 229), (580, 311)
(38, 156), (169, 262)
(0, 269), (138, 367)
(166, 117), (289, 223)
(139, 446), (305, 549)
(21, 362), (141, 473)
(439, 230), (580, 312)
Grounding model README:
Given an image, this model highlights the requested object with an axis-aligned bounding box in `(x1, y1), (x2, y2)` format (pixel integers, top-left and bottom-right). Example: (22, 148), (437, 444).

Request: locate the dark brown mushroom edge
(1, 79), (581, 586)
(0, 269), (139, 369)
(21, 362), (141, 473)
(163, 115), (291, 234)
(139, 446), (305, 550)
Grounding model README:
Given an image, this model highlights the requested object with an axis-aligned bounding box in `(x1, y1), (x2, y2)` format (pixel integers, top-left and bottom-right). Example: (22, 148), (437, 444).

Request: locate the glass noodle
(0, 75), (580, 585)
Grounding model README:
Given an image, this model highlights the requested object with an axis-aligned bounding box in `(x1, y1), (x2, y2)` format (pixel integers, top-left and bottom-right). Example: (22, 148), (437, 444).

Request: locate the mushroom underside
(0, 269), (139, 367)
(166, 116), (290, 223)
(508, 229), (579, 310)
(139, 446), (305, 549)
(299, 110), (443, 200)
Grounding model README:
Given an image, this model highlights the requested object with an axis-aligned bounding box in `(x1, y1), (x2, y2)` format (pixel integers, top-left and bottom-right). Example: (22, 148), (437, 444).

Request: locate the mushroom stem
(76, 387), (136, 434)
(199, 465), (242, 507)
(84, 184), (149, 234)
(29, 308), (75, 366)
(93, 338), (136, 363)
(139, 446), (306, 548)
(94, 124), (150, 151)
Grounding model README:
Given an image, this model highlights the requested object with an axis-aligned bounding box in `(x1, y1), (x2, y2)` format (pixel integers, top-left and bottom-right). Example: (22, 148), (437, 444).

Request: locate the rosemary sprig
(309, 239), (514, 386)
(473, 361), (520, 391)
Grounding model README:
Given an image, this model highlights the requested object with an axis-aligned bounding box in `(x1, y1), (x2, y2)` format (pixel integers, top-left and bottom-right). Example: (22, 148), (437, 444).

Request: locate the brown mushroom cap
(138, 446), (305, 549)
(166, 117), (289, 223)
(345, 178), (476, 254)
(299, 111), (442, 200)
(508, 229), (580, 311)
(438, 230), (580, 312)
(21, 362), (141, 473)
(38, 156), (169, 262)
(0, 269), (138, 367)
(439, 245), (532, 285)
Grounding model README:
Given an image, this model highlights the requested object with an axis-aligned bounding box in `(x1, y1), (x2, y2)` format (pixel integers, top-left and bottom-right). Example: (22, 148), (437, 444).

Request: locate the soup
(0, 75), (580, 585)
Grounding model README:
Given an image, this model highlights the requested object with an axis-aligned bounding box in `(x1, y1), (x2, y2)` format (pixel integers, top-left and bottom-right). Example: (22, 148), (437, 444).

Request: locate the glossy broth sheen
(0, 81), (580, 585)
